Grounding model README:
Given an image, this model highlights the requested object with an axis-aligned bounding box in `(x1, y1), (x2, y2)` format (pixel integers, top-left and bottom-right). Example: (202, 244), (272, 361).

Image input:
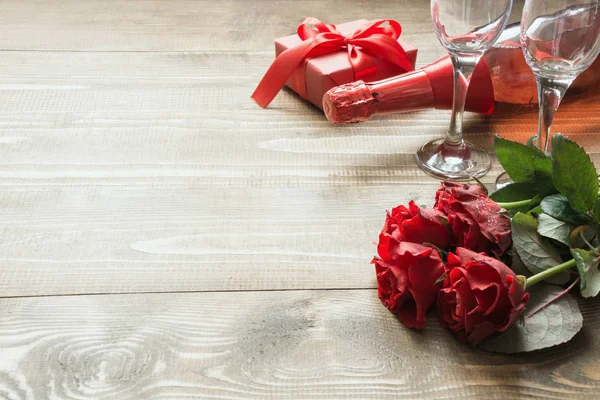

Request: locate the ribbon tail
(251, 37), (340, 108)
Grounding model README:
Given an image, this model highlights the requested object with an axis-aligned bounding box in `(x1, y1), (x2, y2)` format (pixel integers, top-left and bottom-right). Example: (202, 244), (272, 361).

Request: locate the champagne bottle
(323, 22), (600, 124)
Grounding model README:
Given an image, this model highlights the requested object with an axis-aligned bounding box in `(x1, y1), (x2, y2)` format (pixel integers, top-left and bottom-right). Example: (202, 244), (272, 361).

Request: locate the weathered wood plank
(0, 52), (597, 172)
(0, 289), (598, 399)
(0, 0), (523, 52)
(0, 51), (597, 296)
(0, 184), (434, 297)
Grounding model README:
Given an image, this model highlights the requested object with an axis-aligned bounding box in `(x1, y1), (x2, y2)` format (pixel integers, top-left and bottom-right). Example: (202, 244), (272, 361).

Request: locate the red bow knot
(251, 17), (414, 108)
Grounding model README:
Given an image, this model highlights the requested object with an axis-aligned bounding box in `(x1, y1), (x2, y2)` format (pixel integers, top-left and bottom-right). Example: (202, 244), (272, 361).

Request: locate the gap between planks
(0, 49), (275, 54)
(0, 286), (376, 300)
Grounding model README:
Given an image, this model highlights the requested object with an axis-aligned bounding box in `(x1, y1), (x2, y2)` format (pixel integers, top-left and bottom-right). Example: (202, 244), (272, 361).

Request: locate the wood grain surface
(0, 52), (597, 297)
(0, 0), (599, 398)
(1, 290), (600, 400)
(0, 0), (525, 52)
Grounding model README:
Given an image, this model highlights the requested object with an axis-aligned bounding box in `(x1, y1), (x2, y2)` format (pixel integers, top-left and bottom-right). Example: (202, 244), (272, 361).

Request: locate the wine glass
(416, 0), (513, 180)
(522, 0), (600, 152)
(495, 0), (599, 189)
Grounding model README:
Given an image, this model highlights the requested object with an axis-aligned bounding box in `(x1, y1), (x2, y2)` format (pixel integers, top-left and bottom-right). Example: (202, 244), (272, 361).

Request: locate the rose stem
(496, 190), (600, 211)
(495, 198), (539, 210)
(525, 259), (576, 288)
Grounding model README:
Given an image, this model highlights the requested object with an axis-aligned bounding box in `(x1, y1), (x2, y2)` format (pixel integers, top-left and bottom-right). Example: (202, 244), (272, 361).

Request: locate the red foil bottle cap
(322, 81), (377, 124)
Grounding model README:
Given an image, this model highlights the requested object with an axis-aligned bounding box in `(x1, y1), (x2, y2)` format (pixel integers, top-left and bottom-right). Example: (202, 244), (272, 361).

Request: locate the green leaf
(537, 214), (571, 247)
(569, 225), (597, 249)
(551, 133), (598, 213)
(479, 284), (583, 353)
(535, 180), (559, 199)
(592, 227), (600, 248)
(593, 198), (600, 223)
(571, 248), (600, 298)
(511, 212), (570, 284)
(529, 205), (543, 215)
(494, 135), (552, 182)
(510, 249), (532, 277)
(541, 194), (593, 225)
(489, 181), (538, 202)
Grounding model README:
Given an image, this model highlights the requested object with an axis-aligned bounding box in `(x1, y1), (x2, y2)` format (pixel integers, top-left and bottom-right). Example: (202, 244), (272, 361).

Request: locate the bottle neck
(369, 56), (495, 115)
(365, 70), (436, 114)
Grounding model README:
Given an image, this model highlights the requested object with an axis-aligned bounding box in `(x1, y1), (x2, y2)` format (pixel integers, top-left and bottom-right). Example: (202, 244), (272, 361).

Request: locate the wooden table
(0, 1), (599, 399)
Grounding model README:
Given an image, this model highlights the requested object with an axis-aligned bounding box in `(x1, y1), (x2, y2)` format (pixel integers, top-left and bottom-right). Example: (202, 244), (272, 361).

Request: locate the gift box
(252, 18), (418, 109)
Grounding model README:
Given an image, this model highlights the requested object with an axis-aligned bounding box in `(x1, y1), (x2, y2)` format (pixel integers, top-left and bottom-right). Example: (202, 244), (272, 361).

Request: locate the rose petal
(435, 183), (511, 257)
(374, 243), (445, 330)
(438, 248), (529, 345)
(379, 201), (452, 255)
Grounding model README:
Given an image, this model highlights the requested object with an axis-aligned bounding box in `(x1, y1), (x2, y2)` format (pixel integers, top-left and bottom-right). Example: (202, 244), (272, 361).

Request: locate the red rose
(437, 247), (529, 345)
(377, 200), (451, 261)
(435, 182), (511, 257)
(373, 242), (445, 329)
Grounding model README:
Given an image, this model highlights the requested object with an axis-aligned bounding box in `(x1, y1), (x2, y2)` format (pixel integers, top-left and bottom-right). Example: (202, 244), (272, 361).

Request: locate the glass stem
(535, 75), (572, 153)
(445, 55), (479, 146)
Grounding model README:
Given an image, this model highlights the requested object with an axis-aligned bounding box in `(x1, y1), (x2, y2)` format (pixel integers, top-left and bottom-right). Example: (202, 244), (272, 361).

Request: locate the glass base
(416, 138), (491, 180)
(495, 171), (513, 190)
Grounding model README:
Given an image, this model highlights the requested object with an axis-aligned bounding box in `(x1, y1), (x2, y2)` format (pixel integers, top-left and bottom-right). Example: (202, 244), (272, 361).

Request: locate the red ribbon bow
(251, 17), (414, 108)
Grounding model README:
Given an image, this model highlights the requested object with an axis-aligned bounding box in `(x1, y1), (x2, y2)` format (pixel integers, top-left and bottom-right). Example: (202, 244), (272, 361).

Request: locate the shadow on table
(383, 306), (596, 396)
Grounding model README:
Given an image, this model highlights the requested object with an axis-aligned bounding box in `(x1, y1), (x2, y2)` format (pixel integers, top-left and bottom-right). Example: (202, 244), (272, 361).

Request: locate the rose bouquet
(374, 133), (597, 353)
